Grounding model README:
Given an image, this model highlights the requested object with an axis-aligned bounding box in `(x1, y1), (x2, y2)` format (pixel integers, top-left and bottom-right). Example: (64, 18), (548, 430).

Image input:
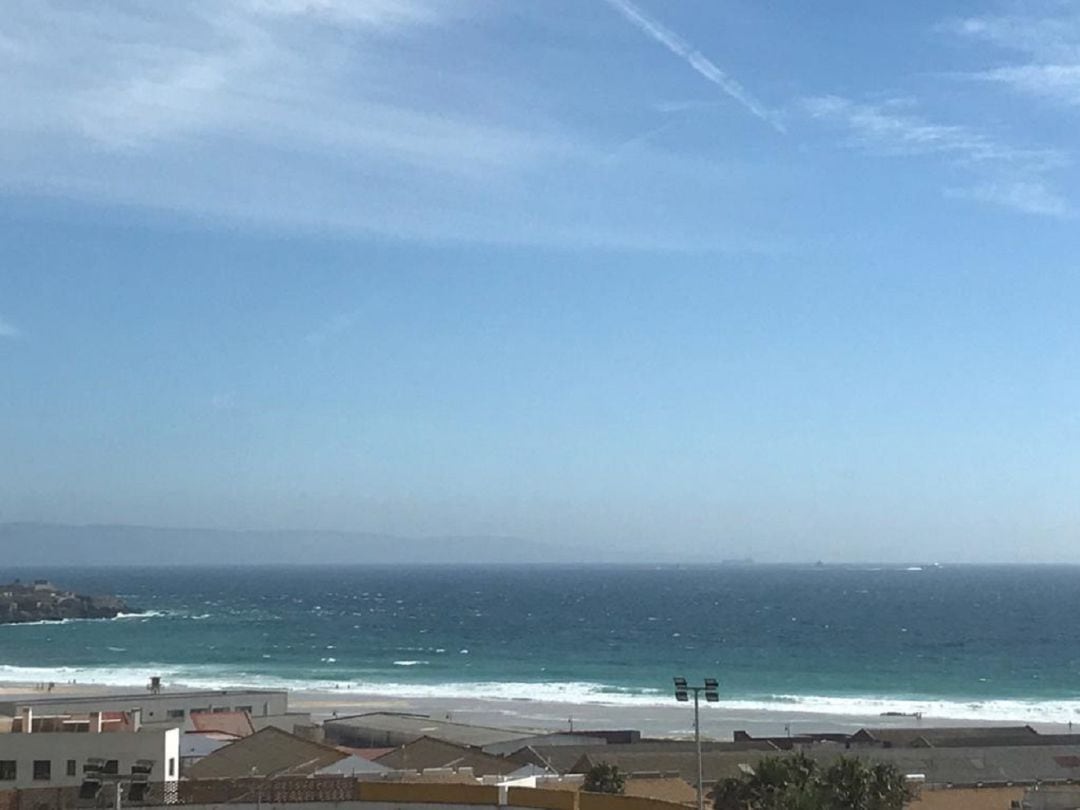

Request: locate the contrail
(603, 0), (784, 133)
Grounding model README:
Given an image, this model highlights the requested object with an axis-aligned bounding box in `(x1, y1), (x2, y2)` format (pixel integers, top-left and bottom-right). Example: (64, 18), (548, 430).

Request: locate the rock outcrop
(0, 579), (129, 623)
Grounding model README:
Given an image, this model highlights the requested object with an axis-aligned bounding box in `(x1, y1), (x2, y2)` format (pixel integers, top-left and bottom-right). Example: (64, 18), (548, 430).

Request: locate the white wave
(393, 660), (428, 667)
(706, 694), (1080, 724)
(0, 662), (1078, 723)
(115, 610), (167, 619)
(0, 610), (167, 628)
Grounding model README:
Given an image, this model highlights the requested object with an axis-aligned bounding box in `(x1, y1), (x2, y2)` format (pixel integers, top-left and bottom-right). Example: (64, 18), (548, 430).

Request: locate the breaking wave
(0, 662), (1078, 723)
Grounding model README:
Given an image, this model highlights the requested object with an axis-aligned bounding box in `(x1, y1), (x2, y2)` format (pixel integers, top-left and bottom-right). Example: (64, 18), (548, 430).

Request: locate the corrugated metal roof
(855, 726), (1039, 747)
(326, 712), (538, 748)
(572, 743), (1080, 788)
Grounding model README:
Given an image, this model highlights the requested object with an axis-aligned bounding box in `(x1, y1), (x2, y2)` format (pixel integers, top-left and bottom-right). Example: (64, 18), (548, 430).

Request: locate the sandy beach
(2, 679), (1072, 740)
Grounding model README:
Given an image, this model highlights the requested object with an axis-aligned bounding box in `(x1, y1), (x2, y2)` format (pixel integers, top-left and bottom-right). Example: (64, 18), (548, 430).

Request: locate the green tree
(584, 762), (626, 795)
(713, 755), (911, 810)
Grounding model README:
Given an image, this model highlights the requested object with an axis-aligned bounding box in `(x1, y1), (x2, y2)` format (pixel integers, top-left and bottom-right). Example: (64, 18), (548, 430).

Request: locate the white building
(0, 689), (305, 732)
(0, 710), (179, 790)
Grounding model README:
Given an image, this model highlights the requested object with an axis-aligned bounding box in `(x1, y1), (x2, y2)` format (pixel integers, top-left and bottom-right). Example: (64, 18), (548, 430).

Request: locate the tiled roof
(191, 710), (256, 738)
(374, 736), (525, 776)
(624, 777), (698, 806)
(185, 726), (347, 779)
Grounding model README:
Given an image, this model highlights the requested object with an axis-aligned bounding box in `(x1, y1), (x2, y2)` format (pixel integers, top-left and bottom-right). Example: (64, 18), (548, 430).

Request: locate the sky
(1, 0), (1079, 563)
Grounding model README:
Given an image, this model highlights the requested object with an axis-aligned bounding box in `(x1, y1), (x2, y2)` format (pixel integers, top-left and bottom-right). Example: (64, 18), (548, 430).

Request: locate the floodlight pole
(693, 687), (702, 810)
(674, 678), (718, 810)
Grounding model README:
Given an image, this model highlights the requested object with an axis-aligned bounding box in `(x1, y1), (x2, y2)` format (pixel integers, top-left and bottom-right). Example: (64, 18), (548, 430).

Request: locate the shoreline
(0, 678), (1076, 739)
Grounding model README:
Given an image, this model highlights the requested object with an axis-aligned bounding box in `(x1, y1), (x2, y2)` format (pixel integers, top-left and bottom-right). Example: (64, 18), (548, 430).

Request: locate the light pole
(674, 677), (719, 810)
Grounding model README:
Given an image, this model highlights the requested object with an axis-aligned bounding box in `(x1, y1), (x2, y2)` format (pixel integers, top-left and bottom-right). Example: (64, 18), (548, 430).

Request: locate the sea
(2, 564), (1080, 724)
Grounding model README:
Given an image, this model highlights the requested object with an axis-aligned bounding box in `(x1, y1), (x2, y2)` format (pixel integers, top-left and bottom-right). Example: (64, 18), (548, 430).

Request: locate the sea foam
(1, 662), (1079, 723)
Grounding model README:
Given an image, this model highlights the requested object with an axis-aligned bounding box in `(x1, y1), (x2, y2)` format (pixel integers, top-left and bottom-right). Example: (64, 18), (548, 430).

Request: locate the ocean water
(2, 565), (1080, 723)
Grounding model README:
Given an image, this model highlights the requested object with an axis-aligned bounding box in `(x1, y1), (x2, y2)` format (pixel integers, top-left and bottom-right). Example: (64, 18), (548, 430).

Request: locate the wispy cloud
(0, 317), (20, 339)
(602, 0), (783, 132)
(0, 0), (785, 252)
(947, 8), (1080, 106)
(946, 180), (1072, 217)
(210, 392), (238, 411)
(802, 95), (1070, 217)
(801, 95), (1062, 166)
(946, 11), (1080, 61)
(974, 63), (1080, 106)
(305, 309), (365, 345)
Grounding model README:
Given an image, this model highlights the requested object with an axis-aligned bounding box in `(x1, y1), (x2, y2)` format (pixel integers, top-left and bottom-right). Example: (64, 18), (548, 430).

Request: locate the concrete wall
(181, 803), (485, 810)
(177, 794), (689, 810)
(357, 784), (499, 805)
(0, 728), (178, 789)
(913, 786), (1026, 810)
(0, 691), (289, 731)
(581, 794), (691, 810)
(507, 787), (578, 810)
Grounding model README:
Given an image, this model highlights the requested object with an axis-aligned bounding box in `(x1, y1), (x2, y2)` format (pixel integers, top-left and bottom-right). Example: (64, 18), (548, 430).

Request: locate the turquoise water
(2, 565), (1080, 722)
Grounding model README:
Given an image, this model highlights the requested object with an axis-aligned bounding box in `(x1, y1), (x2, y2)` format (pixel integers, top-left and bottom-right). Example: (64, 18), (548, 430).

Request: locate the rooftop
(326, 712), (542, 749)
(7, 688), (287, 708)
(374, 736), (528, 777)
(186, 726), (348, 780)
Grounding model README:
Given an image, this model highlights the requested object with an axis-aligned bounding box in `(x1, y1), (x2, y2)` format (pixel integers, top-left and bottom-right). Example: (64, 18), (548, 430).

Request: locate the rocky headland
(0, 579), (128, 623)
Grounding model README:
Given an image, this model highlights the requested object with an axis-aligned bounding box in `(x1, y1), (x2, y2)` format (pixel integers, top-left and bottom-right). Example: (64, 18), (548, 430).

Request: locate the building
(323, 713), (544, 751)
(0, 709), (179, 789)
(373, 737), (528, 777)
(324, 712), (610, 755)
(849, 725), (1043, 749)
(0, 689), (309, 733)
(186, 726), (389, 780)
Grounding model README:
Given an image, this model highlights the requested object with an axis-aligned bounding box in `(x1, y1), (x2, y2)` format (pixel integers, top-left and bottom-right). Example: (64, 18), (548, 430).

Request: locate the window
(211, 707), (229, 713)
(168, 758), (175, 777)
(166, 709), (185, 719)
(33, 760), (51, 781)
(235, 705), (253, 714)
(0, 761), (15, 781)
(67, 760), (77, 777)
(103, 760), (119, 776)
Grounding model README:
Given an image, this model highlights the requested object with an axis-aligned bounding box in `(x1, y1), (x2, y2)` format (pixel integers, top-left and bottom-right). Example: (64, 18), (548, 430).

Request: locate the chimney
(130, 709), (142, 732)
(21, 707), (32, 734)
(89, 711), (103, 734)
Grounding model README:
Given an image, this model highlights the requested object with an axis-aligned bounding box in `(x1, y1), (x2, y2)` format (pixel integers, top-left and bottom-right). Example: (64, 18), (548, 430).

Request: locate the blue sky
(2, 0), (1079, 561)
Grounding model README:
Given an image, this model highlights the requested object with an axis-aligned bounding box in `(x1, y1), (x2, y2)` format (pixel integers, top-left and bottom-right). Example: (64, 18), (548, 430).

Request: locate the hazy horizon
(0, 521), (1076, 566)
(3, 1), (1080, 564)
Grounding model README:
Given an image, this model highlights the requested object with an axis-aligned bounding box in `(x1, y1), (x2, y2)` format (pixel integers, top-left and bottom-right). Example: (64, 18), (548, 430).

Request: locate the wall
(0, 783), (692, 810)
(357, 784), (498, 805)
(1, 691), (289, 729)
(183, 803), (484, 810)
(913, 786), (1026, 810)
(507, 787), (578, 810)
(0, 728), (178, 789)
(581, 794), (690, 810)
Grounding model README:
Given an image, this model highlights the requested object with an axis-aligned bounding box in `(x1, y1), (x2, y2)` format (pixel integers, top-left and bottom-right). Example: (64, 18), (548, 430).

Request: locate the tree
(584, 762), (626, 794)
(713, 755), (911, 810)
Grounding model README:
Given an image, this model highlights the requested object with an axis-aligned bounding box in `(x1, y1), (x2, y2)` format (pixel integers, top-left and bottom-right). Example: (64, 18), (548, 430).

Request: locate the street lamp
(674, 677), (719, 810)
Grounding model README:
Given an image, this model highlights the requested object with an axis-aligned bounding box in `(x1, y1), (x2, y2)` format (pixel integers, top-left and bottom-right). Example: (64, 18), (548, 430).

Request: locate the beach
(1, 679), (1073, 740)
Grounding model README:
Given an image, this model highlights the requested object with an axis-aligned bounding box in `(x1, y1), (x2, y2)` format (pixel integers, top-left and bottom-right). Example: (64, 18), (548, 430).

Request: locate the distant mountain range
(0, 522), (574, 566)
